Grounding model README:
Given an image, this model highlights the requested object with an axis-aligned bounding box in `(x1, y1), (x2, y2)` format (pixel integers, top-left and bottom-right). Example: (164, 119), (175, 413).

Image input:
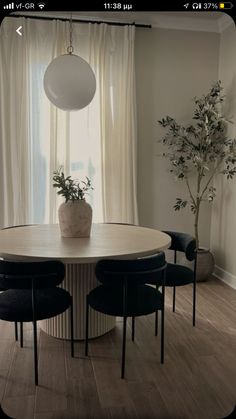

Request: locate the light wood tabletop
(0, 223), (171, 263)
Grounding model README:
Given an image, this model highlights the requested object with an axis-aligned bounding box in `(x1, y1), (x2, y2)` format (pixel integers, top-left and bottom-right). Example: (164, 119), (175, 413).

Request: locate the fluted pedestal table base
(40, 263), (116, 340)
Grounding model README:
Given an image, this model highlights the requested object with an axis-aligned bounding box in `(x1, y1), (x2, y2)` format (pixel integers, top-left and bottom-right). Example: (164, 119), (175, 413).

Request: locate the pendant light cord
(67, 13), (74, 55)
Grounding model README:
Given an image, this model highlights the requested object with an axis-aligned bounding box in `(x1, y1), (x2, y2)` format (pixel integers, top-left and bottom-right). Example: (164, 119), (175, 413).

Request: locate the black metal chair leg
(161, 271), (166, 364)
(161, 308), (165, 364)
(193, 280), (196, 327)
(20, 322), (23, 348)
(85, 296), (89, 356)
(121, 316), (127, 379)
(14, 322), (18, 341)
(32, 279), (38, 386)
(131, 316), (135, 341)
(33, 319), (38, 386)
(155, 311), (158, 336)
(70, 297), (74, 358)
(173, 286), (176, 312)
(155, 284), (159, 336)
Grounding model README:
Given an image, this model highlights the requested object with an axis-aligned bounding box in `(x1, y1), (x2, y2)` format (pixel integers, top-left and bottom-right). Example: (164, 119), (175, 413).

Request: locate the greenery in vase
(52, 167), (93, 203)
(158, 81), (236, 249)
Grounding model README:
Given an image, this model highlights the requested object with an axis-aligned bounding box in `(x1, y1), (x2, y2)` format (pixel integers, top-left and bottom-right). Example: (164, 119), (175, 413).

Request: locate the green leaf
(52, 167), (93, 202)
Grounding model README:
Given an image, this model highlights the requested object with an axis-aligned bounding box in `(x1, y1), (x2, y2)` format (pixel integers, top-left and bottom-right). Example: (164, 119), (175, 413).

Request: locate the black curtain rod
(10, 14), (152, 28)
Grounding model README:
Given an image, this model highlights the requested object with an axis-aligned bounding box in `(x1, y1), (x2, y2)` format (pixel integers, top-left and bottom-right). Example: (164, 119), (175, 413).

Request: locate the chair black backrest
(0, 260), (65, 289)
(0, 225), (38, 290)
(95, 252), (166, 287)
(1, 225), (36, 229)
(163, 231), (196, 261)
(104, 222), (136, 226)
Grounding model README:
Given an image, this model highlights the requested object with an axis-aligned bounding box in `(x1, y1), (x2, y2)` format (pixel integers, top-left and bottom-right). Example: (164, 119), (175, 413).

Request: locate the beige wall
(135, 27), (219, 248)
(210, 22), (236, 282)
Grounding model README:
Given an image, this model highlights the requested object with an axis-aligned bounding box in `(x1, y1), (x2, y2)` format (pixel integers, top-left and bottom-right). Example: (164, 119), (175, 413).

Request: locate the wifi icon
(38, 2), (45, 9)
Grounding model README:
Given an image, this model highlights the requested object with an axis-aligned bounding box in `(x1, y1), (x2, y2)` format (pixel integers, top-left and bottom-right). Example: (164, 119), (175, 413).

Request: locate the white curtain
(0, 17), (138, 227)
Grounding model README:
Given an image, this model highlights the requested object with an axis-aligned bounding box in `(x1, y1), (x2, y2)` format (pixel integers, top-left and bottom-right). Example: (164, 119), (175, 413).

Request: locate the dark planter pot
(196, 248), (215, 282)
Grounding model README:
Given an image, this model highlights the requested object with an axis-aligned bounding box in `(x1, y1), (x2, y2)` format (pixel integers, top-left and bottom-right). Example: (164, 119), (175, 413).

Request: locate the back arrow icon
(16, 26), (22, 36)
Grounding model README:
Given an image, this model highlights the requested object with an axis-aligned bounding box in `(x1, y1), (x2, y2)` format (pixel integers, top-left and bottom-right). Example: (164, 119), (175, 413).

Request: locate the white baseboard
(213, 265), (236, 290)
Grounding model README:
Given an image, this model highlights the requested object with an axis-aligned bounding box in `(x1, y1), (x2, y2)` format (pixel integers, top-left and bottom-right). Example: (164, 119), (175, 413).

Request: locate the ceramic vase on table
(58, 200), (92, 238)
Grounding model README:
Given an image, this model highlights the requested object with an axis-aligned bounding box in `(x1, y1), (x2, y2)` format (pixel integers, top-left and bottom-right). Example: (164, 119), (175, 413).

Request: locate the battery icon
(219, 2), (233, 8)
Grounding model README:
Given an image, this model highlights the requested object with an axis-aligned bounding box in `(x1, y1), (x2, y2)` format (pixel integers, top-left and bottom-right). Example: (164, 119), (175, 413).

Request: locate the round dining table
(0, 223), (171, 340)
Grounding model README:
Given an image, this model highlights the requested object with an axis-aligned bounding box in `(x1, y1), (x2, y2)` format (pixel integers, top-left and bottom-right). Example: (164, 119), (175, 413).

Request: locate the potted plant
(158, 81), (236, 281)
(53, 167), (93, 237)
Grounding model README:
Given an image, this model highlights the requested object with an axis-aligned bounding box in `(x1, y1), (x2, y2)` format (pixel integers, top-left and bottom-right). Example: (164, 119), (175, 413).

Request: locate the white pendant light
(44, 15), (96, 111)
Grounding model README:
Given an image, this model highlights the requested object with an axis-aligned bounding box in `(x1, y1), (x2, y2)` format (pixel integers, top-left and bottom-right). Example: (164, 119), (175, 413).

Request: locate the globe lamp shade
(43, 54), (96, 111)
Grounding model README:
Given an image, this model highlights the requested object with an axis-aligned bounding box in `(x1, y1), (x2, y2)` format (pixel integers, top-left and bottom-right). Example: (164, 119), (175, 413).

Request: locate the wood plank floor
(0, 277), (235, 419)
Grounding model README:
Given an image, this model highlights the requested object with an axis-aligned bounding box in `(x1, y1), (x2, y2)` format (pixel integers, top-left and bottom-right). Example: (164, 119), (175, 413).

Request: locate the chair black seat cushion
(147, 263), (194, 287)
(0, 288), (71, 322)
(88, 284), (163, 317)
(165, 263), (194, 286)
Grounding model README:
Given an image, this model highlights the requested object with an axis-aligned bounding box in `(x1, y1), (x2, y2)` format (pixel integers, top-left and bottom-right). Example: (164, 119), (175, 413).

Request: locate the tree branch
(186, 177), (196, 207)
(199, 160), (222, 201)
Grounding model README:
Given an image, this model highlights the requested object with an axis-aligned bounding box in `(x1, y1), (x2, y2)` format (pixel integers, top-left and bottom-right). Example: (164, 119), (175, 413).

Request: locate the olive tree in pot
(159, 81), (236, 281)
(53, 168), (93, 237)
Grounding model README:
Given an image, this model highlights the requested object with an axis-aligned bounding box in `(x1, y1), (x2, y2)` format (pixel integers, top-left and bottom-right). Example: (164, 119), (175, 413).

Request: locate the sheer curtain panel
(0, 17), (138, 227)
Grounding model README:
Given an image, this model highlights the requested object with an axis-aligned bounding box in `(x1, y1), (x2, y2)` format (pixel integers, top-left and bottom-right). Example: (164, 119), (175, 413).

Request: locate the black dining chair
(148, 231), (197, 330)
(1, 225), (37, 343)
(85, 253), (167, 379)
(0, 260), (74, 385)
